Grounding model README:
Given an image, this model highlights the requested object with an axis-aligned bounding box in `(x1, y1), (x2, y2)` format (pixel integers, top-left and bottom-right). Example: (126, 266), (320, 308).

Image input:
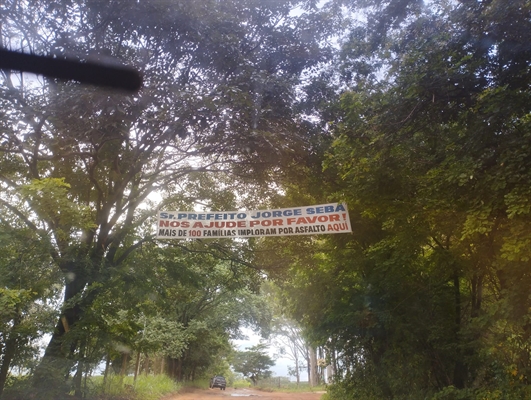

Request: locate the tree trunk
(318, 347), (325, 383)
(326, 364), (332, 384)
(452, 269), (466, 389)
(177, 357), (182, 381)
(120, 352), (129, 376)
(327, 347), (336, 383)
(33, 273), (86, 393)
(73, 339), (86, 398)
(144, 353), (150, 375)
(134, 351), (141, 383)
(309, 346), (318, 387)
(103, 352), (111, 393)
(294, 351), (300, 385)
(306, 353), (311, 383)
(0, 317), (20, 398)
(73, 361), (83, 398)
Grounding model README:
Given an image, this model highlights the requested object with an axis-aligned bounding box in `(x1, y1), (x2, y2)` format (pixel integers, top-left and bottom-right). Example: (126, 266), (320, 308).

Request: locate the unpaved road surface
(165, 387), (325, 400)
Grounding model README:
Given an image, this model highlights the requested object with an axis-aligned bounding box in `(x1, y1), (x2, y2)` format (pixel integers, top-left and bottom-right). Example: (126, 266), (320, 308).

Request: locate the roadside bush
(233, 379), (251, 389)
(87, 374), (180, 400)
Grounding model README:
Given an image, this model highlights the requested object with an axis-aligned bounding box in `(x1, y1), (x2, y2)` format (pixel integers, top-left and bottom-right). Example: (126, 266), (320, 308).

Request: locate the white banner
(156, 203), (351, 239)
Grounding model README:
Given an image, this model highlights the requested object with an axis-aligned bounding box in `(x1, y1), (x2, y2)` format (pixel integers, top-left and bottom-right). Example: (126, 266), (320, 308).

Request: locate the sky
(233, 327), (301, 380)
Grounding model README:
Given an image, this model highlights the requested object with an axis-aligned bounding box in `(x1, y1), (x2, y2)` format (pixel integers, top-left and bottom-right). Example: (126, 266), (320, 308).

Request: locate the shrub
(87, 374), (180, 400)
(233, 379), (251, 389)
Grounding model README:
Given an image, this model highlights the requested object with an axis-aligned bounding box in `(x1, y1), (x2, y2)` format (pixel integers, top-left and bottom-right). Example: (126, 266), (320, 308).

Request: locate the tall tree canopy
(0, 0), (338, 396)
(2, 0), (531, 399)
(271, 0), (531, 399)
(232, 343), (275, 386)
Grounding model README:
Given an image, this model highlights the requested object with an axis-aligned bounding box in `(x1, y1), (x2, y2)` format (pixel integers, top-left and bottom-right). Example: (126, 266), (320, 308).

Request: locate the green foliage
(19, 178), (95, 242)
(232, 344), (276, 385)
(233, 379), (252, 389)
(77, 238), (272, 381)
(0, 0), (337, 395)
(270, 0), (531, 399)
(0, 375), (31, 399)
(1, 0), (530, 399)
(0, 223), (60, 396)
(87, 374), (180, 400)
(136, 316), (189, 358)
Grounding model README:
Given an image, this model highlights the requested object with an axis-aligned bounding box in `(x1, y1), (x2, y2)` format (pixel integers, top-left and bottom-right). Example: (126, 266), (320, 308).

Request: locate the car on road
(209, 375), (227, 390)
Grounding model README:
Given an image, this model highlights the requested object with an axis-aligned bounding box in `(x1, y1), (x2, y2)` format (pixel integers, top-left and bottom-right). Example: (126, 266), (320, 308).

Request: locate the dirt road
(164, 387), (326, 400)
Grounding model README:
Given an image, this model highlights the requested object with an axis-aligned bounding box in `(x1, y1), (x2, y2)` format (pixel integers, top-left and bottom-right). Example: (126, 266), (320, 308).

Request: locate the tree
(0, 222), (60, 398)
(232, 343), (275, 386)
(329, 0), (531, 395)
(265, 0), (531, 398)
(0, 0), (337, 395)
(262, 282), (310, 385)
(78, 235), (272, 384)
(271, 318), (309, 385)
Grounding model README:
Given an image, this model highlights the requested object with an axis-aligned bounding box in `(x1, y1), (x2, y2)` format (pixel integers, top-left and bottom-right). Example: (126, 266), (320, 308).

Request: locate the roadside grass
(87, 374), (180, 400)
(256, 380), (327, 393)
(233, 379), (252, 389)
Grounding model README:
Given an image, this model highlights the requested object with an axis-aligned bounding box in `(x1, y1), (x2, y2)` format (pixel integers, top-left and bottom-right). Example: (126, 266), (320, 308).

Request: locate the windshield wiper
(0, 48), (142, 92)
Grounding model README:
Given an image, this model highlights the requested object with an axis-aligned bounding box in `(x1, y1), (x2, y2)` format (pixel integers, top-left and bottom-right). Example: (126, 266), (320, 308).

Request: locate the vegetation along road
(2, 0), (531, 399)
(167, 387), (324, 400)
